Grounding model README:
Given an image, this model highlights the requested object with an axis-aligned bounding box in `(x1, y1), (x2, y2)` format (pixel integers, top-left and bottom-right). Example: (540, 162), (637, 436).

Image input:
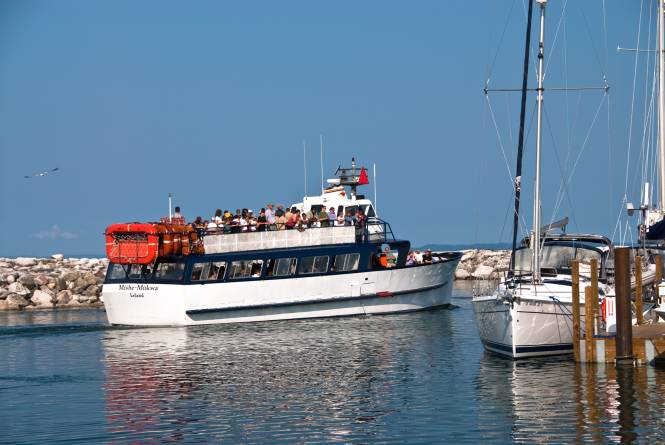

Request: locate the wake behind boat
(101, 159), (461, 326)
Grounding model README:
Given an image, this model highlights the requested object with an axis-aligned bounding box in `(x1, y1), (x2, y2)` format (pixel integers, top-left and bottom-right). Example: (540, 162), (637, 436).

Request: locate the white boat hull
(472, 279), (596, 359)
(102, 260), (458, 326)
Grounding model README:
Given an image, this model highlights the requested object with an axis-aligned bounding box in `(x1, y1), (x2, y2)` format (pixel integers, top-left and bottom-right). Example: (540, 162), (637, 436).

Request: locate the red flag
(358, 167), (369, 185)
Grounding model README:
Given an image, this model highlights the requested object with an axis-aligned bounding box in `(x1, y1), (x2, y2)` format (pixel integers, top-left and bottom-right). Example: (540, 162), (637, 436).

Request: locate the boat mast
(532, 0), (547, 283)
(659, 0), (665, 209)
(508, 0), (534, 278)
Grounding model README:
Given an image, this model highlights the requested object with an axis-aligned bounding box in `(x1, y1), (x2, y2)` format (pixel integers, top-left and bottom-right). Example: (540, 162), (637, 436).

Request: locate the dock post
(584, 286), (594, 363)
(615, 247), (634, 365)
(571, 260), (581, 362)
(590, 259), (599, 334)
(635, 256), (644, 325)
(656, 255), (663, 303)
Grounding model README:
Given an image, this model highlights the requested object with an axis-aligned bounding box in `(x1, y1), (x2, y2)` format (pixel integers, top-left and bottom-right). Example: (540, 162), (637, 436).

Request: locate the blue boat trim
(482, 339), (573, 355)
(186, 282), (448, 315)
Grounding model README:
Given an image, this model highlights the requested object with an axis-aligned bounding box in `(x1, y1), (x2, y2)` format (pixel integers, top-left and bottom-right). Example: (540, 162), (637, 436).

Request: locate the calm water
(2, 282), (665, 444)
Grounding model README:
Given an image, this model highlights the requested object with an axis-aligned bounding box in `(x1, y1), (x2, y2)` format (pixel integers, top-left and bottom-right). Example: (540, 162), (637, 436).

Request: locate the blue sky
(0, 1), (652, 256)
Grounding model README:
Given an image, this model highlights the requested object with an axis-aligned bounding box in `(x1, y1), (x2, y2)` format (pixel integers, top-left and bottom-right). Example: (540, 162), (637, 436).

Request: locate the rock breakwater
(454, 249), (510, 281)
(0, 257), (108, 311)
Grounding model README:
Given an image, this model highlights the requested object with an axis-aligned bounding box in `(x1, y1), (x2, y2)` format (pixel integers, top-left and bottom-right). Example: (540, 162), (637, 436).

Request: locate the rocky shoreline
(0, 249), (511, 311)
(0, 256), (107, 311)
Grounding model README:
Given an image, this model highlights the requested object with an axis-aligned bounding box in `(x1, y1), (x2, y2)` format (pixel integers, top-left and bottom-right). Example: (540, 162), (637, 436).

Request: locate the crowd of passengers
(189, 204), (368, 233)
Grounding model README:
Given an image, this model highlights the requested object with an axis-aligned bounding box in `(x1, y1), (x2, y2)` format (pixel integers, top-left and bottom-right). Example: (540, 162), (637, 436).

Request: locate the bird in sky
(24, 167), (60, 179)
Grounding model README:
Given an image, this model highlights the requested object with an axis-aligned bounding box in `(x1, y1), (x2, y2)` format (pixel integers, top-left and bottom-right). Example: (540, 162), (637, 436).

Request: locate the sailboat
(471, 0), (617, 359)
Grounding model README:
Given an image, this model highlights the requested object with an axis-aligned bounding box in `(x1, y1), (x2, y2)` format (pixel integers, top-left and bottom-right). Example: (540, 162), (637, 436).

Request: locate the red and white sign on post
(603, 297), (616, 333)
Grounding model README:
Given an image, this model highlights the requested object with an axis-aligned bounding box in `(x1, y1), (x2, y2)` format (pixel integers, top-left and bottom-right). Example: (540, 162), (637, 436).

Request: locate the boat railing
(200, 219), (395, 254)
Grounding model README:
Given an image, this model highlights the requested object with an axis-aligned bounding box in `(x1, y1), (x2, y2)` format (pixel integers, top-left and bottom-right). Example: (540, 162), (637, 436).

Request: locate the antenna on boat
(320, 134), (324, 194)
(168, 193), (173, 222)
(303, 140), (308, 197)
(373, 163), (378, 216)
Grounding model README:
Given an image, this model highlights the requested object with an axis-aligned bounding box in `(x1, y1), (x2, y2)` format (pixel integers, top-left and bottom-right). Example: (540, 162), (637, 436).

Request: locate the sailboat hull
(472, 280), (595, 359)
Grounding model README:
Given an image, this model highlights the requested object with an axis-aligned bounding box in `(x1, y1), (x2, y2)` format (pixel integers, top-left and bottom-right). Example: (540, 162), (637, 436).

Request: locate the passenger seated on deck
(422, 250), (433, 264)
(257, 208), (268, 231)
(193, 216), (205, 229)
(413, 250), (424, 264)
(328, 207), (337, 225)
(208, 209), (223, 229)
(275, 212), (287, 230)
(319, 208), (329, 227)
(286, 211), (299, 230)
(173, 206), (185, 224)
(406, 251), (416, 266)
(335, 212), (345, 226)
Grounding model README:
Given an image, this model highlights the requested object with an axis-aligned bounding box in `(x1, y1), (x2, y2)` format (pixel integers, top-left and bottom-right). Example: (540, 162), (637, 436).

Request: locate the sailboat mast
(508, 0), (534, 277)
(533, 0), (547, 283)
(659, 0), (665, 208)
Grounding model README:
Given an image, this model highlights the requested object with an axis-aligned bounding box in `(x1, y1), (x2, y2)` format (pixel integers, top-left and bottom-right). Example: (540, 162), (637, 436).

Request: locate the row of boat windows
(108, 253), (361, 282)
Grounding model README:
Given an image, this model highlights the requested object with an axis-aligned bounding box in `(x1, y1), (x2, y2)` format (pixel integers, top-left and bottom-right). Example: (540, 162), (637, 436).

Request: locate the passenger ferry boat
(101, 160), (462, 326)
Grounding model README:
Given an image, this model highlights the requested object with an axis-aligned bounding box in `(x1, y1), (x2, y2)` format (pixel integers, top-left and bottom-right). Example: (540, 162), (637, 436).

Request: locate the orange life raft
(105, 223), (202, 264)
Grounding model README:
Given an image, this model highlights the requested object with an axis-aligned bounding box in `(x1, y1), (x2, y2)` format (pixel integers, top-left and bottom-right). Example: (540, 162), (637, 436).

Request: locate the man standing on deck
(265, 204), (276, 230)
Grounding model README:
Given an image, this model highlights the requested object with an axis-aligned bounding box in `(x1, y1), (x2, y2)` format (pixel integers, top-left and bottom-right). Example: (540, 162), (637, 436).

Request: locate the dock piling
(572, 260), (581, 363)
(656, 255), (663, 303)
(615, 247), (634, 365)
(635, 256), (644, 325)
(584, 286), (594, 363)
(591, 259), (599, 335)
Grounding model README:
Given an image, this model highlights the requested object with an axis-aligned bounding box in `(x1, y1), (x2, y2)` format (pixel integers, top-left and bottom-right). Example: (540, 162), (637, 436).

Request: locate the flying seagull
(24, 167), (60, 179)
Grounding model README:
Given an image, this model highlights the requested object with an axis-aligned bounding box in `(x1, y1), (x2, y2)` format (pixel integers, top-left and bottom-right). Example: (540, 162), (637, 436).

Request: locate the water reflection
(475, 353), (665, 443)
(102, 311), (459, 444)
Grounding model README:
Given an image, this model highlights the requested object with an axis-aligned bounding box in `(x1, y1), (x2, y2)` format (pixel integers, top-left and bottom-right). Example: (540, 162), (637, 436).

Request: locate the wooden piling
(656, 255), (663, 303)
(585, 286), (595, 363)
(590, 259), (599, 335)
(615, 247), (634, 364)
(572, 260), (581, 363)
(635, 256), (644, 325)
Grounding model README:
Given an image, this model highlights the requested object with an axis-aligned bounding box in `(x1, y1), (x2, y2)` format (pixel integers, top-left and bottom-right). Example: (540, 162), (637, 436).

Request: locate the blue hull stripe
(482, 339), (573, 355)
(186, 282), (448, 316)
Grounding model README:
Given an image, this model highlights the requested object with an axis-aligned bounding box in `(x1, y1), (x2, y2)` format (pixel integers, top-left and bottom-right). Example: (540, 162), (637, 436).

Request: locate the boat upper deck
(201, 219), (392, 254)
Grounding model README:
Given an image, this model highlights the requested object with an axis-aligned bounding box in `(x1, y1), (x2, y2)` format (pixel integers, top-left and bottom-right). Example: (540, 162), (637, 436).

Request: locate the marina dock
(573, 250), (665, 366)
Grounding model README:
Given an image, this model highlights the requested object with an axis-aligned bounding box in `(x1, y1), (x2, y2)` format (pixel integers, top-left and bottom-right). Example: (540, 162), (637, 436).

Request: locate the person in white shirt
(265, 204), (276, 230)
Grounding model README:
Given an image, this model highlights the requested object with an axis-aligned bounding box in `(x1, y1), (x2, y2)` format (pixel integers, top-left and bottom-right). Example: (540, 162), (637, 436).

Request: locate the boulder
(34, 275), (50, 286)
(75, 294), (89, 303)
(14, 257), (37, 267)
(5, 294), (29, 310)
(56, 290), (73, 305)
(83, 273), (98, 287)
(7, 282), (29, 296)
(62, 271), (80, 282)
(473, 265), (496, 280)
(55, 277), (67, 292)
(18, 274), (36, 289)
(84, 285), (100, 297)
(5, 274), (15, 284)
(455, 268), (471, 280)
(31, 290), (54, 308)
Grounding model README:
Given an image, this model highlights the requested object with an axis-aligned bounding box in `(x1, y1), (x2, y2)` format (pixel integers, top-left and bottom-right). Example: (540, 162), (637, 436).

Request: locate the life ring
(601, 298), (607, 323)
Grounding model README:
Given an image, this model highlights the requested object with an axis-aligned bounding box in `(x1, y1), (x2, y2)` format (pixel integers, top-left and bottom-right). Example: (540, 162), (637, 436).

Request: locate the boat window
(362, 205), (376, 218)
(108, 263), (129, 279)
(333, 253), (360, 272)
(345, 206), (358, 216)
(310, 205), (324, 214)
(298, 255), (329, 274)
(154, 262), (186, 281)
(514, 245), (603, 276)
(337, 205), (344, 217)
(191, 261), (226, 281)
(266, 258), (297, 277)
(128, 264), (146, 279)
(229, 260), (264, 279)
